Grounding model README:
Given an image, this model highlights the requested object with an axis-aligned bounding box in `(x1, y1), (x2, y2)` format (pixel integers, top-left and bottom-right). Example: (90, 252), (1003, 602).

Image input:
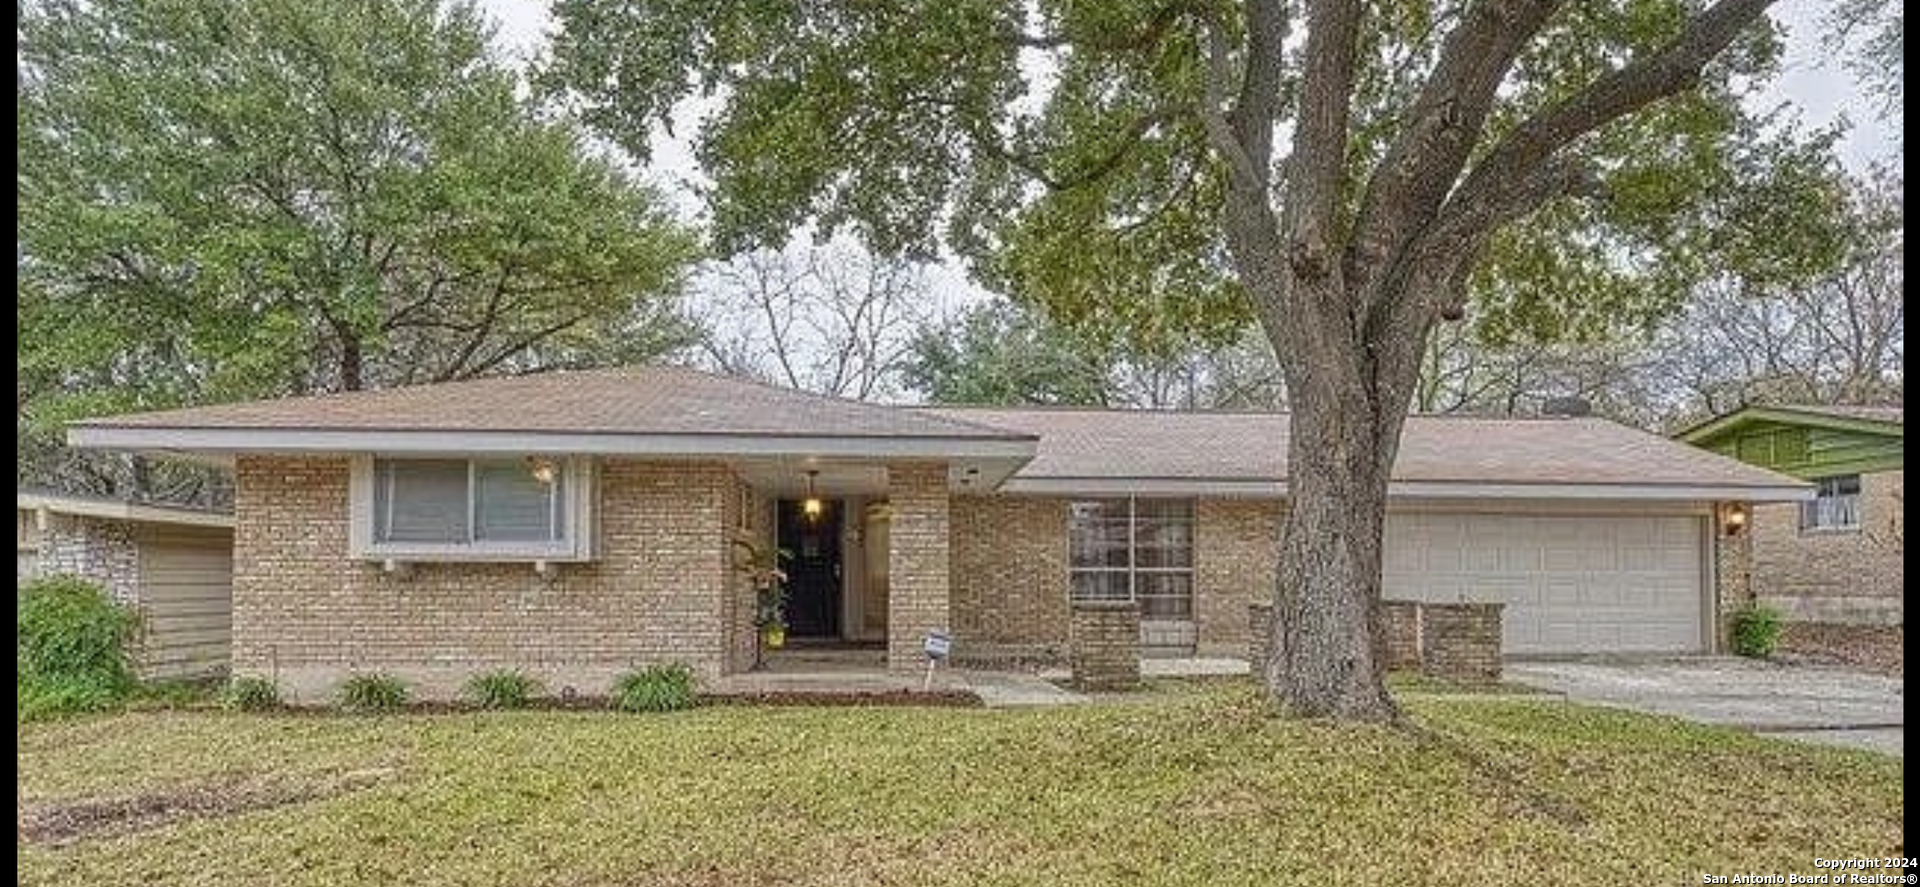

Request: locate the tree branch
(1199, 22), (1265, 195)
(1445, 0), (1779, 236)
(1282, 0), (1365, 281)
(1346, 0), (1562, 300)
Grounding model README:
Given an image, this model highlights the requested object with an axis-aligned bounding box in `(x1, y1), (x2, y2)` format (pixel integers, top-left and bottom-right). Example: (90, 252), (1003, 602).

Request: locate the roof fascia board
(1677, 407), (1904, 443)
(68, 426), (1038, 461)
(15, 494), (234, 529)
(994, 477), (1811, 501)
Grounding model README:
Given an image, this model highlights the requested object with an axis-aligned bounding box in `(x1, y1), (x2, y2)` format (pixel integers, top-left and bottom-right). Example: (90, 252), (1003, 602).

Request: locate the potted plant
(732, 538), (791, 666)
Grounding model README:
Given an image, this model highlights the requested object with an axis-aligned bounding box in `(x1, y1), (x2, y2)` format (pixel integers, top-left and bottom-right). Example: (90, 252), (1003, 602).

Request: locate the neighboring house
(17, 490), (235, 679)
(67, 366), (1808, 700)
(1676, 404), (1904, 625)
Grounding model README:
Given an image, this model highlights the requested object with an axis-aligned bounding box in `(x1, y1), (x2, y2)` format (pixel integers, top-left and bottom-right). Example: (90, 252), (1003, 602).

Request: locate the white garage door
(1383, 512), (1706, 655)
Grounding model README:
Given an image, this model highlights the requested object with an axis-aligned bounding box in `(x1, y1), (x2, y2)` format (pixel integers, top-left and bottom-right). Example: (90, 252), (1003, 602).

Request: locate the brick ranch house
(69, 366), (1809, 701)
(1677, 404), (1903, 625)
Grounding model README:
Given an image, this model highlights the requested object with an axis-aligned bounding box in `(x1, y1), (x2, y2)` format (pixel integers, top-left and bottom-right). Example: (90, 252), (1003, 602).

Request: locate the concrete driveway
(1506, 658), (1904, 757)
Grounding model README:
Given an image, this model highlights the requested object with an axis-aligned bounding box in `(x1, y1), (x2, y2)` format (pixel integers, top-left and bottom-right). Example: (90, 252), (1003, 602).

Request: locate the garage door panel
(1385, 512), (1704, 655)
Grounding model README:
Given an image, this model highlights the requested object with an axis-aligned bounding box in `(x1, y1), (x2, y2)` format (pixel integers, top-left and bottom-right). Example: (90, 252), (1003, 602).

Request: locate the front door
(777, 499), (842, 639)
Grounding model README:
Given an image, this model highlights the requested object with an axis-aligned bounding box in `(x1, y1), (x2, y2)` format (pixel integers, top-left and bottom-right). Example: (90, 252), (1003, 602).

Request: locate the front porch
(726, 460), (959, 674)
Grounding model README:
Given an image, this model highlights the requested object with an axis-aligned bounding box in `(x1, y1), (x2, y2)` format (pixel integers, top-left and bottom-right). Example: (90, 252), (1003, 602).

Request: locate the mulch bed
(1774, 623), (1904, 677)
(17, 768), (394, 847)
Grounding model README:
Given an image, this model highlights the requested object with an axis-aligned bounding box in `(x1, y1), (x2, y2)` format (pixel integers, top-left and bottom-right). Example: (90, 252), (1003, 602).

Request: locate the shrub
(463, 669), (540, 709)
(222, 677), (282, 712)
(16, 576), (141, 718)
(336, 673), (410, 712)
(611, 663), (696, 713)
(17, 675), (124, 722)
(1730, 603), (1785, 658)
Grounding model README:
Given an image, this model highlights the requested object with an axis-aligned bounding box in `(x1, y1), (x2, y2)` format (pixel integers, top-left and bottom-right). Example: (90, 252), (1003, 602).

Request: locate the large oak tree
(545, 0), (1845, 719)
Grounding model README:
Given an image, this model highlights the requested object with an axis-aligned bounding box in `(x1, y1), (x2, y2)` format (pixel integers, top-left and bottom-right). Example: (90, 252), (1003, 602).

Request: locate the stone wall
(1250, 599), (1503, 684)
(231, 456), (736, 702)
(1748, 469), (1904, 625)
(948, 496), (1070, 665)
(1069, 600), (1140, 691)
(886, 462), (951, 670)
(33, 515), (141, 604)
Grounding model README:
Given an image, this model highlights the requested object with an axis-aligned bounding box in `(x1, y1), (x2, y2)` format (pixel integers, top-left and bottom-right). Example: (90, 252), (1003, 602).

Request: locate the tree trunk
(1263, 336), (1399, 721)
(339, 334), (364, 392)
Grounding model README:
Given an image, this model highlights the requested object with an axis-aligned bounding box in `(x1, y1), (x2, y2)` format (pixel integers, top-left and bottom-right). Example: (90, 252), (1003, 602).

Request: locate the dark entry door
(777, 499), (842, 639)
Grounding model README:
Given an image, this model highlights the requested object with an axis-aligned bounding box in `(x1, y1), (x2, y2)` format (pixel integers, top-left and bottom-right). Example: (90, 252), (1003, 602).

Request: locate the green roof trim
(1676, 405), (1903, 479)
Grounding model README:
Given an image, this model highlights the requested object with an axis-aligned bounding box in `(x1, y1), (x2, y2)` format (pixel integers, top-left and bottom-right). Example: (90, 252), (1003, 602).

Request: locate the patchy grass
(17, 683), (1902, 887)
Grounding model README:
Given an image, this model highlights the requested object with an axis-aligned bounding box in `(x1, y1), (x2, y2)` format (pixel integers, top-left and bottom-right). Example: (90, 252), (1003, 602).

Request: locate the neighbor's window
(360, 457), (587, 558)
(1069, 498), (1194, 619)
(1799, 474), (1862, 532)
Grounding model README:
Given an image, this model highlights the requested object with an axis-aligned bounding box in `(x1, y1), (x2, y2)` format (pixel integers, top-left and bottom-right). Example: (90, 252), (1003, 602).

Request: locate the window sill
(354, 544), (593, 564)
(1797, 527), (1862, 537)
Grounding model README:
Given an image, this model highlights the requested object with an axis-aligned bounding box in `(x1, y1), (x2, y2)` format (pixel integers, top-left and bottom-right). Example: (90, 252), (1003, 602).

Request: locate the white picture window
(1799, 474), (1862, 532)
(354, 456), (592, 560)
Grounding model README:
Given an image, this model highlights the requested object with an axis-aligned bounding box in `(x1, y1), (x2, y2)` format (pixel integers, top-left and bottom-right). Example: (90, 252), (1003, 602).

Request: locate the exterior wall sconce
(526, 456), (558, 485)
(1721, 504), (1749, 538)
(802, 469), (823, 519)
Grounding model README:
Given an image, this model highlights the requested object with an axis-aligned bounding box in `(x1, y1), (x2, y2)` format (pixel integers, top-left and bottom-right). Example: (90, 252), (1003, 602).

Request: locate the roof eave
(1676, 406), (1905, 443)
(68, 425), (1039, 462)
(993, 476), (1813, 502)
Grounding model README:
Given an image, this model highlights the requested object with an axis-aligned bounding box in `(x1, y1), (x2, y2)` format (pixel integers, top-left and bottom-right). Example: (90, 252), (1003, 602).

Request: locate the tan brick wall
(949, 496), (1070, 665)
(947, 494), (1282, 662)
(1195, 499), (1283, 656)
(1069, 601), (1140, 691)
(1418, 602), (1502, 684)
(1749, 469), (1903, 624)
(1378, 600), (1422, 670)
(723, 476), (774, 674)
(886, 462), (950, 670)
(232, 456), (736, 702)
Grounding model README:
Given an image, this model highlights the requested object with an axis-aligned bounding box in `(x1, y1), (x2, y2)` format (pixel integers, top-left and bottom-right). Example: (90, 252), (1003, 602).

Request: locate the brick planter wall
(1246, 602), (1272, 673)
(1417, 602), (1503, 684)
(1070, 601), (1140, 691)
(1254, 598), (1503, 685)
(1379, 600), (1422, 670)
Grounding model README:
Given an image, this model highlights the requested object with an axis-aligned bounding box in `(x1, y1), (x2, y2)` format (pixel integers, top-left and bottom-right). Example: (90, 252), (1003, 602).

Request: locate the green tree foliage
(904, 302), (1115, 406)
(539, 0), (1856, 718)
(18, 0), (701, 497)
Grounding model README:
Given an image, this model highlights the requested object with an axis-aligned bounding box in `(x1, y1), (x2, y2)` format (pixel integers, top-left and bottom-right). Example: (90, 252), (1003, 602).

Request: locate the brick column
(1712, 504), (1754, 653)
(886, 462), (951, 670)
(1070, 601), (1140, 691)
(1419, 603), (1503, 684)
(1378, 600), (1422, 670)
(1247, 601), (1272, 670)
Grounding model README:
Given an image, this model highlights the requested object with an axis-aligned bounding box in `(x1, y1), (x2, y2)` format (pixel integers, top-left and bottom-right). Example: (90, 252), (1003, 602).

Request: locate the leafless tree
(694, 245), (934, 400)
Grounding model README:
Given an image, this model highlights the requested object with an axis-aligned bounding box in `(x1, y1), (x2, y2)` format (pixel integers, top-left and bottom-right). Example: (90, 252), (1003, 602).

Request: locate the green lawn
(16, 683), (1902, 887)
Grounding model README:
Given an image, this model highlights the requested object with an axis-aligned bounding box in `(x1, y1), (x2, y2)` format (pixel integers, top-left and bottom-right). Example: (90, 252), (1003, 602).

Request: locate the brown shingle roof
(77, 366), (1026, 441)
(919, 407), (1805, 490)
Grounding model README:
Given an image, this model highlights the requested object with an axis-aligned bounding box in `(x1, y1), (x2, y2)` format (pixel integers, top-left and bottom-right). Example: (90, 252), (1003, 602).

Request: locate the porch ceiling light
(803, 470), (823, 519)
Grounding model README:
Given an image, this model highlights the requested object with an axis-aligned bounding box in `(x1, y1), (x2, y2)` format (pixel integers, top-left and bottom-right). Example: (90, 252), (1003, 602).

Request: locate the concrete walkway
(1506, 658), (1904, 757)
(962, 671), (1090, 707)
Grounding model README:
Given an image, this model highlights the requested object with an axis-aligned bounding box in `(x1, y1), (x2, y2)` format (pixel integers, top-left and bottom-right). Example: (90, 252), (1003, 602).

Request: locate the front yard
(17, 683), (1903, 886)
